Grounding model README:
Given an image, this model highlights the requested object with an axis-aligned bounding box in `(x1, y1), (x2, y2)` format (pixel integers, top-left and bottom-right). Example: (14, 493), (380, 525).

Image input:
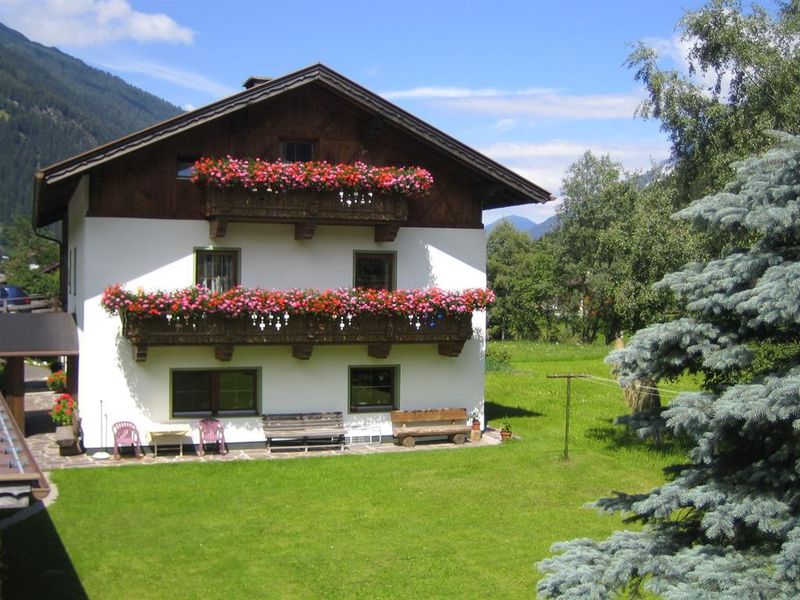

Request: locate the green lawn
(2, 342), (689, 599)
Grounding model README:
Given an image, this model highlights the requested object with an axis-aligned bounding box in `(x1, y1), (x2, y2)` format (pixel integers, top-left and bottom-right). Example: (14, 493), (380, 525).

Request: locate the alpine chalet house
(33, 65), (552, 452)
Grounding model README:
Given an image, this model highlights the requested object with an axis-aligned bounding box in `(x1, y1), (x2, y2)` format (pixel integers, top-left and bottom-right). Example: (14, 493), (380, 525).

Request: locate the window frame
(170, 368), (260, 418)
(194, 247), (241, 292)
(353, 251), (396, 291)
(348, 365), (399, 414)
(279, 140), (315, 162)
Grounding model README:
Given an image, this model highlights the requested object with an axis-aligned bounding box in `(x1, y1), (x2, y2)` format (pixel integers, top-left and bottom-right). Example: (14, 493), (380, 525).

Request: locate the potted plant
(469, 409), (480, 432)
(51, 393), (81, 455)
(500, 421), (512, 442)
(47, 370), (68, 393)
(51, 393), (77, 426)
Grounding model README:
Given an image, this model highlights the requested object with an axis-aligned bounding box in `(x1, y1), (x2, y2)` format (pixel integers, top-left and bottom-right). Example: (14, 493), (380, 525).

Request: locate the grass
(1, 341), (690, 599)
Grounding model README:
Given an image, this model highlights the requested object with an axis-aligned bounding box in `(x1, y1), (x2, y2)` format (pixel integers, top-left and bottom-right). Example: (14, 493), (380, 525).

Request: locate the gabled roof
(34, 64), (553, 226)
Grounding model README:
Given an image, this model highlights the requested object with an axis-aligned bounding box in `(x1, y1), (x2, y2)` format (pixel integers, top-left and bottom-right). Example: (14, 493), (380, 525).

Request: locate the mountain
(486, 214), (559, 240)
(0, 22), (183, 224)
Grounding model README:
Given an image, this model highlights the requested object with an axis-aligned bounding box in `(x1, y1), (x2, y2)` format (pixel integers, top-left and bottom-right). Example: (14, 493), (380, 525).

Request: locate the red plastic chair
(112, 421), (143, 459)
(198, 418), (228, 456)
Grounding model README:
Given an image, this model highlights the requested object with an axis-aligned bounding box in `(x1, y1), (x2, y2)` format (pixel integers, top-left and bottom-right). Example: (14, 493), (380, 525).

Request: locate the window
(176, 157), (199, 179)
(172, 369), (258, 417)
(349, 366), (397, 413)
(196, 249), (239, 292)
(280, 140), (314, 162)
(354, 252), (395, 290)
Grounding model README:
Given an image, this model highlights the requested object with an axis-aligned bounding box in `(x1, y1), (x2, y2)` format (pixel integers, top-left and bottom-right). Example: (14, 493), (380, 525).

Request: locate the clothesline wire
(569, 374), (686, 398)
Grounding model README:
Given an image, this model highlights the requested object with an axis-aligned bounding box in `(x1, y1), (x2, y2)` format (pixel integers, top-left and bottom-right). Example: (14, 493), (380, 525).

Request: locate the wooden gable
(86, 84), (484, 228)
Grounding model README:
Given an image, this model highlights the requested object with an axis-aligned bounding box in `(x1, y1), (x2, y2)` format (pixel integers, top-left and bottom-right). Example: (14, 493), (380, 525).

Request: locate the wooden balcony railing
(203, 189), (409, 241)
(122, 312), (473, 361)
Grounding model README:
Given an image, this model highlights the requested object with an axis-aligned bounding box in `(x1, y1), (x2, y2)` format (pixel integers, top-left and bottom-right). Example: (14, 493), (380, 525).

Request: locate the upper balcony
(203, 189), (408, 242)
(192, 158), (431, 241)
(102, 285), (494, 362)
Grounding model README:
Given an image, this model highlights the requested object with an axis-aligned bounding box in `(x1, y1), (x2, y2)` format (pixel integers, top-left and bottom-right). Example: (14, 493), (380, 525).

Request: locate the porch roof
(0, 313), (78, 357)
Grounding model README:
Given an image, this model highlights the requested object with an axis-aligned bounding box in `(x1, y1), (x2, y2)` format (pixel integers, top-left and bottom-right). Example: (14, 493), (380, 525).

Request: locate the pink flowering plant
(101, 284), (494, 324)
(192, 157), (434, 198)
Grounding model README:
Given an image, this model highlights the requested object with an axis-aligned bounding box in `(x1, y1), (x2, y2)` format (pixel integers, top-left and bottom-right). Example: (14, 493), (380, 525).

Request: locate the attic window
(177, 158), (199, 179)
(280, 141), (314, 162)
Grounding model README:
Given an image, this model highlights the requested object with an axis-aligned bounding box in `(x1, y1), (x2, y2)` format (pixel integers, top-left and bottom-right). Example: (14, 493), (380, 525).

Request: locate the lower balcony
(203, 189), (408, 242)
(122, 313), (473, 361)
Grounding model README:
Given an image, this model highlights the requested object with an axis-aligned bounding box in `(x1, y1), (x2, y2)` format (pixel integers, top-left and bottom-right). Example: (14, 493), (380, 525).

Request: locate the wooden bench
(262, 412), (345, 452)
(391, 408), (471, 447)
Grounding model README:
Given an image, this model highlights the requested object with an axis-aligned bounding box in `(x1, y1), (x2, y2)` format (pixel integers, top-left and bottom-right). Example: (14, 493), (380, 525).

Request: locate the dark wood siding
(87, 84), (483, 228)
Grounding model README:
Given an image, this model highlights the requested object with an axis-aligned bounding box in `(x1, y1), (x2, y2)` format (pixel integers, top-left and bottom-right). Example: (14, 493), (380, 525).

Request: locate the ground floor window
(172, 369), (258, 417)
(349, 366), (397, 413)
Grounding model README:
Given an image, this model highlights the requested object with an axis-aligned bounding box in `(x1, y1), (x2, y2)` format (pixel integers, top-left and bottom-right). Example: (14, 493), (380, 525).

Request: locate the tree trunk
(624, 378), (661, 413)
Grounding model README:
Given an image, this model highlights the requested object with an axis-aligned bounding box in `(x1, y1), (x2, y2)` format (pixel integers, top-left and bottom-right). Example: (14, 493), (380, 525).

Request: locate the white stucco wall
(72, 217), (487, 449)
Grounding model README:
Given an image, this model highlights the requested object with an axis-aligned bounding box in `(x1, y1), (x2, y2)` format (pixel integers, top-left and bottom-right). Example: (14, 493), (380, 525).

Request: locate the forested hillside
(0, 22), (182, 223)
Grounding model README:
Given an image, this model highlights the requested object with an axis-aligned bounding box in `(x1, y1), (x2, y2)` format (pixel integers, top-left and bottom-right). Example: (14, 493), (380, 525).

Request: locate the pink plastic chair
(112, 421), (143, 459)
(197, 418), (228, 456)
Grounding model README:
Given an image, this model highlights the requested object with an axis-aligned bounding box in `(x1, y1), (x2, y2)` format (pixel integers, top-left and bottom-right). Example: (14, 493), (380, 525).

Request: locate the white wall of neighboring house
(69, 209), (488, 449)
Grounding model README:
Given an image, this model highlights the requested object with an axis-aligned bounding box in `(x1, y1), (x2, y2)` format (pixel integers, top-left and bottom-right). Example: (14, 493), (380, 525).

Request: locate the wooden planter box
(203, 189), (408, 241)
(122, 313), (473, 361)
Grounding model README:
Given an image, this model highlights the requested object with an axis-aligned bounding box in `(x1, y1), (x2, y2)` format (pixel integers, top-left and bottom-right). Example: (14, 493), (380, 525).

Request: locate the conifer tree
(537, 134), (800, 599)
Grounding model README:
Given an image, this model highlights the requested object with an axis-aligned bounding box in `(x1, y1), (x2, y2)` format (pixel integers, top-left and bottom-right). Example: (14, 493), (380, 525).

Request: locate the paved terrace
(24, 386), (501, 471)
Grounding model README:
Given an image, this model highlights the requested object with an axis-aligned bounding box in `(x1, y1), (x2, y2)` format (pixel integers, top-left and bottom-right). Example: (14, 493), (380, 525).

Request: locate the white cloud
(0, 0), (194, 47)
(481, 138), (671, 224)
(482, 138), (671, 199)
(92, 59), (236, 99)
(383, 85), (643, 120)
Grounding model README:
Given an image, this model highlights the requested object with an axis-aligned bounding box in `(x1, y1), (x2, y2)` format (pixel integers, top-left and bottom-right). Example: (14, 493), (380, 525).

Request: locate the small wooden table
(148, 424), (192, 457)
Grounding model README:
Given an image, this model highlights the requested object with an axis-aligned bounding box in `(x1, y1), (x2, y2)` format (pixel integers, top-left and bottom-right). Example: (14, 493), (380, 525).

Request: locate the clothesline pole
(547, 374), (591, 460)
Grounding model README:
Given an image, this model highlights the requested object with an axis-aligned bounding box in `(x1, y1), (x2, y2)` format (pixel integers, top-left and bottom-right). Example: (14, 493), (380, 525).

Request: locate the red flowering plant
(51, 393), (77, 426)
(191, 157), (434, 198)
(47, 370), (68, 393)
(101, 285), (494, 330)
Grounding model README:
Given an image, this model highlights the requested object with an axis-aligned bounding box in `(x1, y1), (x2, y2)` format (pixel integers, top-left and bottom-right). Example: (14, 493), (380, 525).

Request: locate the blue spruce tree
(537, 133), (800, 599)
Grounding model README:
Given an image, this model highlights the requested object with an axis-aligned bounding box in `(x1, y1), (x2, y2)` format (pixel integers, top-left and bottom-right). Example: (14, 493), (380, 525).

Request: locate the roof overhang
(0, 313), (79, 357)
(34, 64), (554, 227)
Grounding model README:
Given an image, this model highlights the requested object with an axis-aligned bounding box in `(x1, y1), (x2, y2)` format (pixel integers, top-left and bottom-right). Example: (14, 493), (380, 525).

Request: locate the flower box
(103, 285), (491, 361)
(193, 158), (429, 241)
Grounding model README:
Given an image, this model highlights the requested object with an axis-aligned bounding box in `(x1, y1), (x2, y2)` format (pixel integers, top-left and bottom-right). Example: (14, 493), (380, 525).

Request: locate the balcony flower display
(102, 285), (493, 330)
(191, 157), (434, 198)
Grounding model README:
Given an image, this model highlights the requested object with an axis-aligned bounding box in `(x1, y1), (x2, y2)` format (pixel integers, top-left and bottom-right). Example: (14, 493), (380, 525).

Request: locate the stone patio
(24, 387), (501, 471)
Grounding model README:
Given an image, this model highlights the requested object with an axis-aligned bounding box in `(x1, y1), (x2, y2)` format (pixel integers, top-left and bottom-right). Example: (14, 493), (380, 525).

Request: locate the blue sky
(0, 0), (708, 223)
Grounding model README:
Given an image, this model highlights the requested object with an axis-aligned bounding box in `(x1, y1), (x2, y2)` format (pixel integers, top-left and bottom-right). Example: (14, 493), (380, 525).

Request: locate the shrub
(485, 345), (511, 371)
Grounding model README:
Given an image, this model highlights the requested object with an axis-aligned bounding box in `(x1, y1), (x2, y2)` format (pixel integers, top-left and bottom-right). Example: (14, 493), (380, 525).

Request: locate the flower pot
(500, 430), (512, 443)
(471, 419), (480, 432)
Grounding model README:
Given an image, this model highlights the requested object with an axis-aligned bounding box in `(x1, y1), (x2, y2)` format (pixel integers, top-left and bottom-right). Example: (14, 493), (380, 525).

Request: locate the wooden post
(5, 356), (25, 434)
(66, 354), (79, 396)
(547, 374), (590, 461)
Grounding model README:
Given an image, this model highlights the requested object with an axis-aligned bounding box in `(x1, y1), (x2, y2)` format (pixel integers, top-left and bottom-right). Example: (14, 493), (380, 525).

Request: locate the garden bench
(391, 407), (470, 447)
(262, 412), (345, 452)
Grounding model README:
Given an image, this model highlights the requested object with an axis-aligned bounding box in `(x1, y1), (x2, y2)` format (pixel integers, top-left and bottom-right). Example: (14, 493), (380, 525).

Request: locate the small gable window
(177, 157), (199, 179)
(280, 141), (314, 162)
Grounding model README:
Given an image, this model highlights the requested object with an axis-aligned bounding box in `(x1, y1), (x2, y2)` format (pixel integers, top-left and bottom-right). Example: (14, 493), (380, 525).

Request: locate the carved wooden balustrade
(203, 189), (409, 241)
(122, 312), (473, 361)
